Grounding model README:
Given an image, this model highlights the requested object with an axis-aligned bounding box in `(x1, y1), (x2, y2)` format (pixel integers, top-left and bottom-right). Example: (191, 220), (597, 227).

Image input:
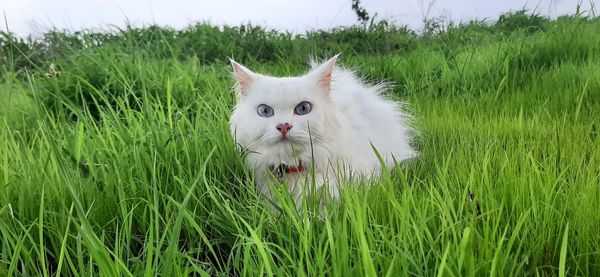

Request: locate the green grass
(1, 11), (600, 276)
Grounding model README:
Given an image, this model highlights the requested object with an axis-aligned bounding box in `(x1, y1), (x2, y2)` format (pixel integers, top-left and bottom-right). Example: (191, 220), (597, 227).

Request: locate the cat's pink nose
(276, 123), (292, 136)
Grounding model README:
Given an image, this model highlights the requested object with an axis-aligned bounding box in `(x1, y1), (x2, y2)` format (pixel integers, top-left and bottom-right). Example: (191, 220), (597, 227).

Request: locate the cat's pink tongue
(286, 165), (305, 174)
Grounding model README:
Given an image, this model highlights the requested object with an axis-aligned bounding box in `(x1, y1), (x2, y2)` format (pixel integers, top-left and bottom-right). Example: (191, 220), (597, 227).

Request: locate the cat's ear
(230, 59), (256, 96)
(308, 54), (340, 92)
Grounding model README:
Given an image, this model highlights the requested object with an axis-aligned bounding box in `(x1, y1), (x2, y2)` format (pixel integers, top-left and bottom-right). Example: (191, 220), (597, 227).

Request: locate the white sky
(1, 0), (597, 37)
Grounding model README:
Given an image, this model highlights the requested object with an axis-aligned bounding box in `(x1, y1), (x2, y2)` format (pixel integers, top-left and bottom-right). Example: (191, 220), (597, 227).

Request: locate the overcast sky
(1, 0), (597, 37)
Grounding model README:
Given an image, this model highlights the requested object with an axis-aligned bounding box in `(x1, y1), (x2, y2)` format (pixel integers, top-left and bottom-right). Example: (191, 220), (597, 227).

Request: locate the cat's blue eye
(294, 101), (312, 115)
(257, 104), (274, 117)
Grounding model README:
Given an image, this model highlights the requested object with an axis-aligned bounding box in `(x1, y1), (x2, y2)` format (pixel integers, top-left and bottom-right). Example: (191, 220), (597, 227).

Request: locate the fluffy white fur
(229, 55), (416, 205)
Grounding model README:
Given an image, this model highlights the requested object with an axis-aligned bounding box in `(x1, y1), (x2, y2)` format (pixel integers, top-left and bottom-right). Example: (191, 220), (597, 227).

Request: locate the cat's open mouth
(270, 161), (306, 179)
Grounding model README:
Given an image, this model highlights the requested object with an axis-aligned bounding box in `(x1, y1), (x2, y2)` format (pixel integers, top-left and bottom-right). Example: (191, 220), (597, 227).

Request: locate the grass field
(1, 10), (600, 276)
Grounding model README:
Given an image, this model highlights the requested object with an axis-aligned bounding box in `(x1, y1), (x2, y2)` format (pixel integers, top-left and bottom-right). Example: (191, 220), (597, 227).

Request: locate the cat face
(232, 76), (328, 144)
(229, 56), (339, 166)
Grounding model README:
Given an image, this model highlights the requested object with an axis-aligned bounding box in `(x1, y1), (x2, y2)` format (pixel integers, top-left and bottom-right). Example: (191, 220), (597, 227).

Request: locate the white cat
(229, 55), (416, 206)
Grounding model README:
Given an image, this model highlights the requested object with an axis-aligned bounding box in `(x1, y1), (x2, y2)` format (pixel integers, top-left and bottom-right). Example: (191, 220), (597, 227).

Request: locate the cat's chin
(273, 136), (305, 145)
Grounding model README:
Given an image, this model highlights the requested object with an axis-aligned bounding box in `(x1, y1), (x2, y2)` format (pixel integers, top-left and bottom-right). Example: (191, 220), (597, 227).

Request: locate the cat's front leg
(289, 171), (340, 204)
(255, 166), (341, 211)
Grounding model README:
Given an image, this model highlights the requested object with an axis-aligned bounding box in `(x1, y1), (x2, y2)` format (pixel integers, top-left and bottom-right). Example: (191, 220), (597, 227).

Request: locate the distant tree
(351, 0), (371, 25)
